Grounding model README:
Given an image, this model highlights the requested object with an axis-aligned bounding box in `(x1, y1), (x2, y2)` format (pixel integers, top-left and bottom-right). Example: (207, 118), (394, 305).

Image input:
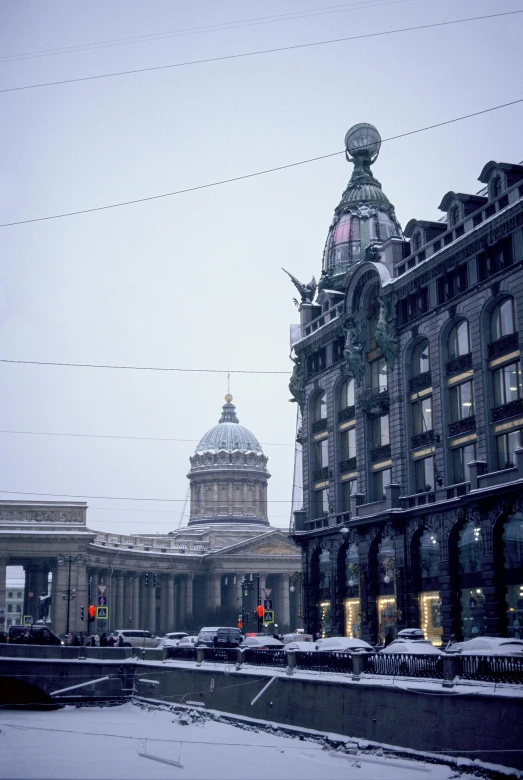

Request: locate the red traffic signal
(256, 605), (264, 618)
(88, 605), (96, 621)
(237, 620), (243, 629)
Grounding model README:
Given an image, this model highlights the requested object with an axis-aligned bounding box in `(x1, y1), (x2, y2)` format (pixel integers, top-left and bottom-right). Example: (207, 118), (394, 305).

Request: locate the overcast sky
(1, 0), (522, 536)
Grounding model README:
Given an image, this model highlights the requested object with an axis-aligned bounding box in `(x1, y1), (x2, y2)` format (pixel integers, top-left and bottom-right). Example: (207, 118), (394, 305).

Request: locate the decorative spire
(219, 395), (239, 423)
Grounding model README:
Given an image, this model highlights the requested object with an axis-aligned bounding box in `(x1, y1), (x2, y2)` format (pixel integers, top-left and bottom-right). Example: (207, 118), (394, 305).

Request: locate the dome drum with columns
(188, 395), (271, 526)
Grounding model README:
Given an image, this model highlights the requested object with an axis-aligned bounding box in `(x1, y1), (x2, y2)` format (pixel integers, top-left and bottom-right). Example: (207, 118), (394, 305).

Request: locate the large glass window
(415, 456), (435, 493)
(340, 428), (356, 460)
(496, 429), (523, 470)
(340, 378), (355, 410)
(411, 340), (430, 376)
(448, 320), (470, 360)
(314, 439), (329, 470)
(372, 468), (391, 501)
(372, 415), (390, 447)
(419, 529), (440, 579)
(419, 592), (442, 646)
(314, 391), (327, 421)
(340, 479), (356, 511)
(450, 443), (476, 484)
(370, 358), (387, 391)
(313, 488), (329, 519)
(412, 397), (433, 435)
(450, 381), (474, 421)
(493, 362), (523, 406)
(490, 298), (516, 342)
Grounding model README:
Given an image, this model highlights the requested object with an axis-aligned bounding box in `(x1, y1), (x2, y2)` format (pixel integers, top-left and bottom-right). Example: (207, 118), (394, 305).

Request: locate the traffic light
(256, 605), (264, 618)
(153, 573), (157, 588)
(144, 572), (149, 587)
(88, 605), (96, 622)
(80, 605), (85, 621)
(237, 620), (243, 629)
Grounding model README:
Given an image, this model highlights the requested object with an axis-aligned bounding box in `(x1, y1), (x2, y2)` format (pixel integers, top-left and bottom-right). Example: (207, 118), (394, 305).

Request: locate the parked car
(239, 636), (284, 650)
(396, 628), (426, 640)
(380, 639), (442, 655)
(445, 637), (523, 656)
(285, 641), (318, 652)
(110, 630), (160, 648)
(282, 633), (314, 644)
(8, 624), (63, 645)
(315, 637), (374, 653)
(196, 627), (243, 648)
(177, 635), (198, 648)
(157, 632), (188, 648)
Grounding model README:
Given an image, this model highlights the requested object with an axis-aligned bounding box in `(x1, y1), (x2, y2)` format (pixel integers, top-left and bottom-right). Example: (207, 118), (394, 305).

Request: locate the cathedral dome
(188, 396), (270, 527)
(195, 397), (263, 455)
(322, 123), (402, 283)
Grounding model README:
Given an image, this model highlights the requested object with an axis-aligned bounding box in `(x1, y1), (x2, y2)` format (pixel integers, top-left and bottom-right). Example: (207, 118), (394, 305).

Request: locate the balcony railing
(445, 352), (472, 376)
(339, 457), (357, 474)
(411, 430), (435, 449)
(313, 466), (329, 482)
(338, 405), (355, 423)
(409, 371), (432, 393)
(488, 332), (519, 360)
(311, 418), (328, 434)
(370, 444), (391, 463)
(358, 388), (389, 417)
(491, 398), (523, 423)
(448, 416), (476, 437)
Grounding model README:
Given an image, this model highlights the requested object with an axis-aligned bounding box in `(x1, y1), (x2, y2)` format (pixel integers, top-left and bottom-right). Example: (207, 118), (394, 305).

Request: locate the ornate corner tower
(187, 395), (271, 526)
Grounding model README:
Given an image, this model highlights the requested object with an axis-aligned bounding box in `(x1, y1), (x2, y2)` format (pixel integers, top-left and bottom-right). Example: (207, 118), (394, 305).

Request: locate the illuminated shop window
(419, 591), (442, 646)
(344, 598), (361, 639)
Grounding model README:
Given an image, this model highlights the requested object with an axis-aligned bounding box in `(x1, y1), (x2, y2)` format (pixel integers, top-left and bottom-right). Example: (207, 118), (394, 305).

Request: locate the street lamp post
(57, 555), (82, 635)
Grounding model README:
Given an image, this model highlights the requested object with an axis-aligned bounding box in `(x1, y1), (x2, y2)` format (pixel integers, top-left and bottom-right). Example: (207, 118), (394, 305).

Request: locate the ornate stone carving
(343, 316), (365, 384)
(289, 355), (306, 410)
(0, 509), (84, 525)
(375, 294), (398, 366)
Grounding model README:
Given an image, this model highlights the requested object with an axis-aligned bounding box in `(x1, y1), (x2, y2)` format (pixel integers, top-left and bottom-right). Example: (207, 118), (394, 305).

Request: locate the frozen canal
(0, 701), (502, 780)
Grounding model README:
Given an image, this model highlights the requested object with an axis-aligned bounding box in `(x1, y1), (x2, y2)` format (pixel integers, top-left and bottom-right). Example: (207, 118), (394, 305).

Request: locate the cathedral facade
(288, 123), (523, 645)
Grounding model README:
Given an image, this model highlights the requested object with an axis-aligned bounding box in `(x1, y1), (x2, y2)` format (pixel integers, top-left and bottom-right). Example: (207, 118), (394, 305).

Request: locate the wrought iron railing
(409, 372), (432, 393)
(312, 418), (328, 434)
(491, 398), (523, 423)
(167, 647), (198, 661)
(293, 650), (353, 673)
(242, 648), (287, 668)
(205, 648), (239, 664)
(448, 416), (476, 437)
(313, 466), (330, 482)
(411, 430), (435, 449)
(339, 457), (357, 474)
(458, 654), (523, 684)
(338, 406), (356, 423)
(445, 352), (472, 376)
(371, 444), (391, 463)
(365, 653), (444, 679)
(488, 332), (519, 360)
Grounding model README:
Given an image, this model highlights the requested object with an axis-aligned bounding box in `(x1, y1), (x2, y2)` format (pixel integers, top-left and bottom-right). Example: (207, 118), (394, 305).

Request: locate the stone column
(0, 558), (7, 617)
(148, 583), (156, 633)
(131, 574), (140, 628)
(167, 576), (176, 630)
(206, 574), (221, 610)
(52, 559), (69, 635)
(71, 560), (88, 635)
(185, 575), (193, 621)
(279, 575), (290, 630)
(178, 577), (187, 625)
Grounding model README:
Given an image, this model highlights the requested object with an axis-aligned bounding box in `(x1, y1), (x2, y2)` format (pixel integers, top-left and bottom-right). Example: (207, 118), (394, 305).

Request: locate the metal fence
(458, 654), (523, 684)
(166, 646), (198, 661)
(364, 653), (444, 679)
(242, 649), (287, 668)
(295, 650), (353, 673)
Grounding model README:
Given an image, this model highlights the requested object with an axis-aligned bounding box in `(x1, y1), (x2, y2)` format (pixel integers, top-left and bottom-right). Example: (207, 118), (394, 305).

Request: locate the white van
(110, 629), (160, 648)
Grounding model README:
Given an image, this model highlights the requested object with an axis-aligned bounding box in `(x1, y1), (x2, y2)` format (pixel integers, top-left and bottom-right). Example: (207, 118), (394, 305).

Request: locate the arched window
(450, 205), (460, 227)
(458, 522), (482, 575)
(340, 378), (355, 410)
(457, 520), (486, 639)
(419, 529), (440, 578)
(344, 542), (361, 638)
(416, 529), (442, 645)
(448, 320), (470, 361)
(491, 176), (502, 199)
(490, 298), (516, 342)
(314, 391), (327, 422)
(411, 340), (430, 377)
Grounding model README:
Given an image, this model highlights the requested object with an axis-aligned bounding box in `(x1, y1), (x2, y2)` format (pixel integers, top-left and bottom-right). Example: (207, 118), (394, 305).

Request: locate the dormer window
(411, 232), (421, 253)
(491, 176), (502, 199)
(450, 205), (460, 227)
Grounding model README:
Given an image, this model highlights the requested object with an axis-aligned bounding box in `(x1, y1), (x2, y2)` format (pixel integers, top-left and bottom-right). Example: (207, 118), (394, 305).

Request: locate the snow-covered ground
(0, 701), (514, 780)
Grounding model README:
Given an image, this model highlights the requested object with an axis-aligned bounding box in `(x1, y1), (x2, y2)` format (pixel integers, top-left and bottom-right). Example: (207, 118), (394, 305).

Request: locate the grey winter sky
(1, 0), (522, 536)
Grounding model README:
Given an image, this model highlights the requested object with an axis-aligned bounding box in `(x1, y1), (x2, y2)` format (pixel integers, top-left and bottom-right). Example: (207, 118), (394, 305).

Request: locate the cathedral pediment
(210, 530), (299, 558)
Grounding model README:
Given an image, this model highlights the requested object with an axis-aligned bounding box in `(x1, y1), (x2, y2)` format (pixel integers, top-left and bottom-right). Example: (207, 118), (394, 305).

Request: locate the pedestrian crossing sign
(96, 606), (108, 620)
(263, 610), (274, 624)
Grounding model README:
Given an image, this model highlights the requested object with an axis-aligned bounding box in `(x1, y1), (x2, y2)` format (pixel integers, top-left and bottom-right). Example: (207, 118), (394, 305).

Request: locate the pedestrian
(71, 633), (80, 646)
(99, 632), (108, 647)
(118, 635), (125, 647)
(93, 634), (100, 646)
(107, 634), (115, 647)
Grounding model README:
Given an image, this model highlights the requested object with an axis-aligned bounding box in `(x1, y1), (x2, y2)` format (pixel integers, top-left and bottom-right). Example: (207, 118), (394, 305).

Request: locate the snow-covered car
(285, 641), (318, 652)
(445, 637), (523, 656)
(380, 639), (442, 654)
(315, 637), (374, 653)
(396, 628), (425, 640)
(282, 633), (314, 644)
(157, 632), (188, 648)
(239, 636), (284, 649)
(177, 635), (198, 648)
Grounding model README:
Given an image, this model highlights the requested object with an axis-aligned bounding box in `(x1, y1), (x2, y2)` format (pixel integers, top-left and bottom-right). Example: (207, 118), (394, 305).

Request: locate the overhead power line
(0, 489), (293, 503)
(0, 358), (289, 373)
(0, 428), (293, 447)
(1, 10), (520, 95)
(0, 0), (419, 62)
(1, 97), (522, 229)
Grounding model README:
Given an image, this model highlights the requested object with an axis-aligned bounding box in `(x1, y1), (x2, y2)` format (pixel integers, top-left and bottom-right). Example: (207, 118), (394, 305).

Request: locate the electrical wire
(0, 429), (293, 446)
(0, 358), (289, 373)
(0, 490), (294, 503)
(0, 0), (423, 63)
(1, 97), (521, 229)
(1, 10), (520, 96)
